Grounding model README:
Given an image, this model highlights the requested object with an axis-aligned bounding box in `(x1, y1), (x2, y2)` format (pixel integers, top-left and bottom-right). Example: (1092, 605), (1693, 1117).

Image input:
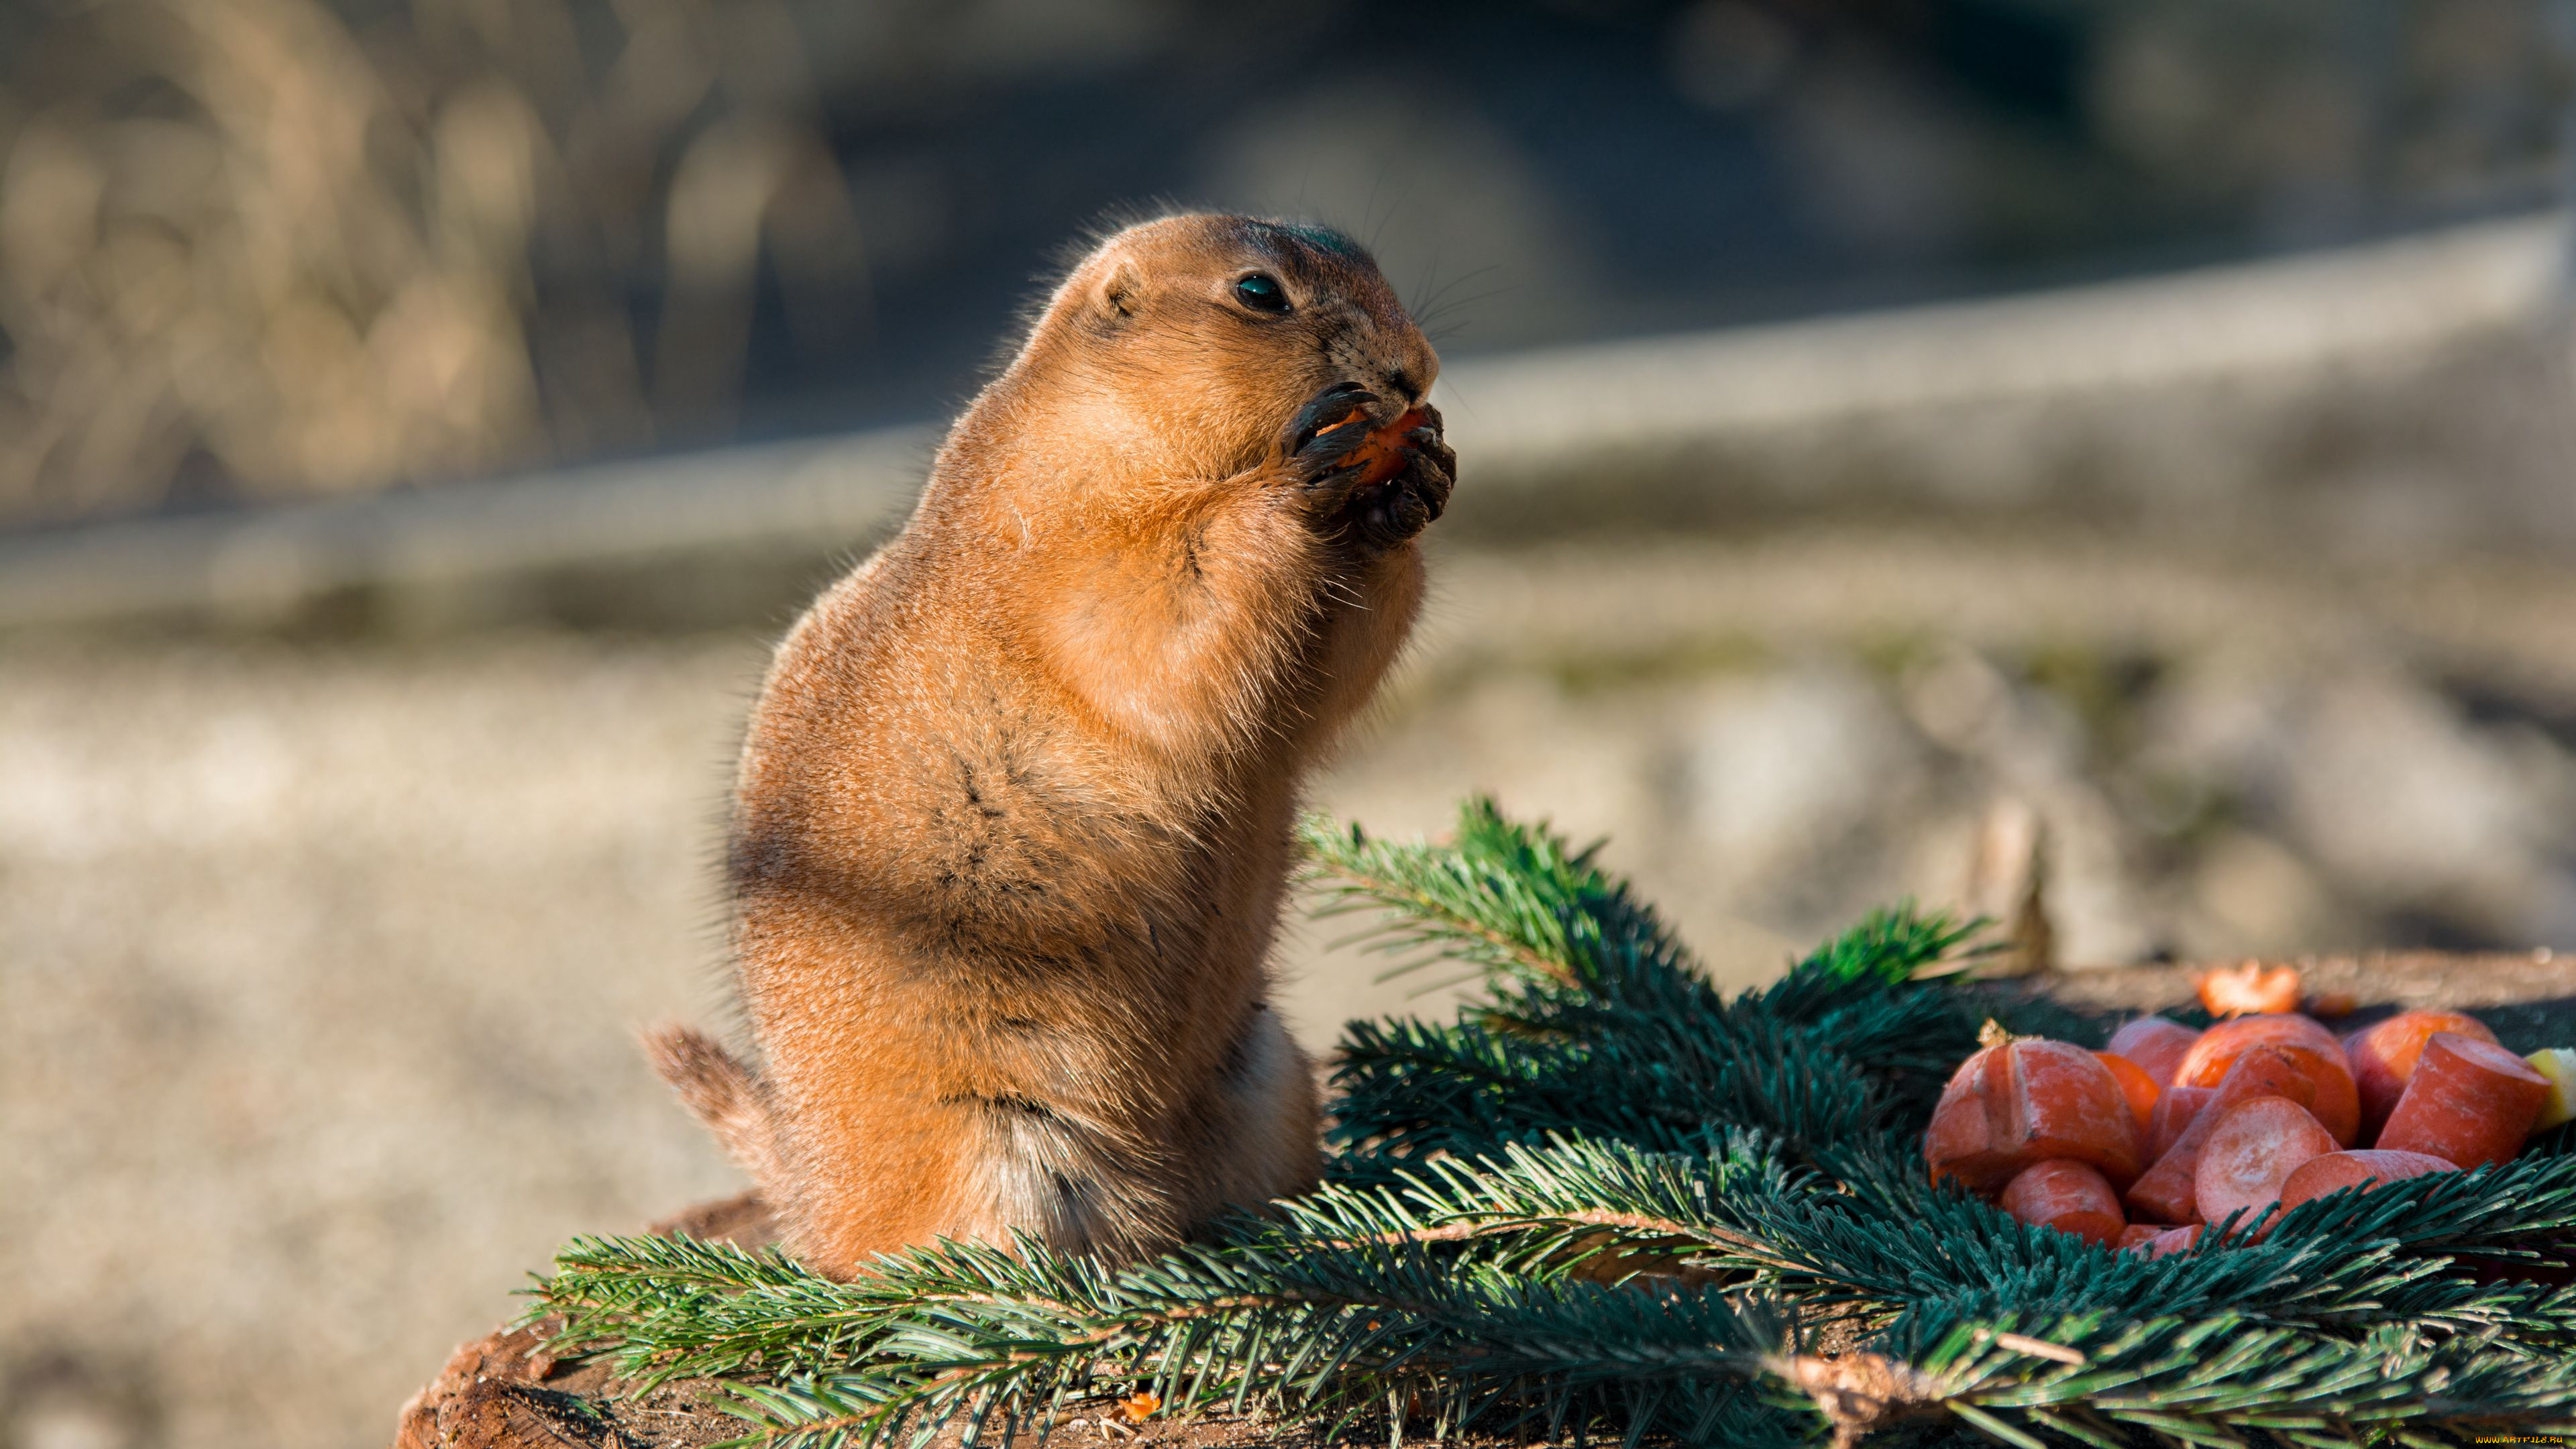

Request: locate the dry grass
(0, 0), (863, 520)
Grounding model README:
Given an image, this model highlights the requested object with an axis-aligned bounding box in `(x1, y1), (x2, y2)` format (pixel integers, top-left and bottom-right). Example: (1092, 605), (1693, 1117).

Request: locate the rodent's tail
(641, 1023), (784, 1190)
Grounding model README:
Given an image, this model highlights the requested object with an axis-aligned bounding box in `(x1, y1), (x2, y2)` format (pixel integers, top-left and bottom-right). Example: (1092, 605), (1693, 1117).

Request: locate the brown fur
(649, 214), (1450, 1277)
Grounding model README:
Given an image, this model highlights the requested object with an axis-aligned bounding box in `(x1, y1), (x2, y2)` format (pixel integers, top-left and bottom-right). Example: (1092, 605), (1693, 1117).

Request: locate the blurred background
(3, 1), (2574, 1445)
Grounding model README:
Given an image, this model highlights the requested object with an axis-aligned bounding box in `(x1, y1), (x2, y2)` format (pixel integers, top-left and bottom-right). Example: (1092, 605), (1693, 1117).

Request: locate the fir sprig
(1907, 1313), (2576, 1448)
(542, 1220), (1821, 1449)
(1295, 798), (1682, 998)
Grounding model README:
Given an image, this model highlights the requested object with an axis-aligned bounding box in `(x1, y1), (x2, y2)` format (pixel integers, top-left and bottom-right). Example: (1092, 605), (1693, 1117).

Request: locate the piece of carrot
(2343, 1010), (2500, 1142)
(2277, 1149), (2457, 1212)
(2130, 1224), (2202, 1258)
(1925, 1039), (2143, 1194)
(2194, 1096), (2338, 1234)
(2302, 990), (2359, 1019)
(2175, 1012), (2341, 1081)
(2265, 1045), (2357, 1146)
(2178, 1011), (2339, 1065)
(2174, 1014), (2359, 1146)
(1330, 407), (1430, 488)
(2147, 1085), (2215, 1161)
(2116, 1223), (2167, 1250)
(2105, 1016), (2200, 1089)
(2000, 1159), (2127, 1246)
(2123, 1046), (2314, 1224)
(2198, 960), (2302, 1016)
(2095, 1052), (2161, 1136)
(2376, 1032), (2550, 1170)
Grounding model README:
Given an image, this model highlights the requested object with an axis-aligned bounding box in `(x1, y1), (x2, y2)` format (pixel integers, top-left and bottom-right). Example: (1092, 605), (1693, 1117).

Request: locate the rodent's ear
(1091, 254), (1145, 325)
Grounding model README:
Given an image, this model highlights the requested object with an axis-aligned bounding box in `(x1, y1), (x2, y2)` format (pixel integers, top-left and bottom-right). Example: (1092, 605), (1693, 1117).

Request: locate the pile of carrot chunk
(1924, 962), (2574, 1254)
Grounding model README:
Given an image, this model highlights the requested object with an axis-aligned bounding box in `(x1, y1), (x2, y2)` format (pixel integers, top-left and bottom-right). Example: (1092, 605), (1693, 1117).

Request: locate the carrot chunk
(2000, 1159), (2127, 1246)
(2277, 1149), (2457, 1212)
(2146, 1085), (2215, 1161)
(2343, 1011), (2500, 1141)
(2094, 1052), (2161, 1136)
(2123, 1045), (2313, 1224)
(2198, 960), (2302, 1016)
(2176, 1012), (2342, 1080)
(2376, 1032), (2550, 1170)
(2174, 1014), (2358, 1145)
(2303, 989), (2359, 1019)
(1924, 1039), (2143, 1195)
(2105, 1016), (2200, 1089)
(2129, 1224), (2201, 1258)
(2116, 1223), (2168, 1249)
(1330, 407), (1430, 488)
(2194, 1096), (2338, 1234)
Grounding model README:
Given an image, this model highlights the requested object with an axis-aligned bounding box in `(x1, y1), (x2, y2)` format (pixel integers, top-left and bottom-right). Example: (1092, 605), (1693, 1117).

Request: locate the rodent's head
(1013, 214), (1438, 479)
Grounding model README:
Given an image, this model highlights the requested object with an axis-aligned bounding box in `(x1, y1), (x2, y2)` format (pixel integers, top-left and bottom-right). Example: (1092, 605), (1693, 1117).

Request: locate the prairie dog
(648, 214), (1452, 1277)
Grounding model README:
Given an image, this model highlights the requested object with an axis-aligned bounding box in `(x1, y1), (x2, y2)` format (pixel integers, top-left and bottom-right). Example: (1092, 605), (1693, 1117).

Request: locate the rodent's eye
(1233, 273), (1290, 314)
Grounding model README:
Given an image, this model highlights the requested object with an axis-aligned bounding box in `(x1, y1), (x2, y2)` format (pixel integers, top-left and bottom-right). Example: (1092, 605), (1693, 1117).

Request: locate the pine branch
(1282, 1132), (1810, 1282)
(1305, 1132), (2576, 1350)
(1314, 809), (1986, 1179)
(531, 1135), (2576, 1446)
(1325, 1010), (1900, 1168)
(1296, 796), (1686, 996)
(538, 1222), (1826, 1448)
(1908, 1311), (2576, 1447)
(1326, 948), (1980, 1172)
(1753, 905), (1984, 1021)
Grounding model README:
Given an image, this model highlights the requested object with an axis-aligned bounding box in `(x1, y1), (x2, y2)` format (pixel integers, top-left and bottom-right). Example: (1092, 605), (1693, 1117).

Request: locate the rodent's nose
(1385, 367), (1424, 405)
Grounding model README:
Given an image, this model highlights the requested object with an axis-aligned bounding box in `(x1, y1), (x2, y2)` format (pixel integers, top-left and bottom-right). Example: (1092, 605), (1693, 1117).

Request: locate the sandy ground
(6, 533), (2575, 1449)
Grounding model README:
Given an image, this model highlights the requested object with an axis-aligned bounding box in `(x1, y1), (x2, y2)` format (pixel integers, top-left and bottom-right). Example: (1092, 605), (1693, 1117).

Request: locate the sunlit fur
(647, 214), (1442, 1277)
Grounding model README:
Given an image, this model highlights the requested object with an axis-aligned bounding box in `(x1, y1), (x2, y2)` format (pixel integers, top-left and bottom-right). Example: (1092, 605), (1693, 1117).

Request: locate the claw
(1302, 458), (1370, 496)
(1286, 383), (1379, 456)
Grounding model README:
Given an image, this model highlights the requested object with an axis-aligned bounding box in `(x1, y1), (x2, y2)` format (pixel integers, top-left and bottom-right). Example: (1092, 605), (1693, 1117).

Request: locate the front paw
(1271, 381), (1385, 506)
(1349, 407), (1454, 549)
